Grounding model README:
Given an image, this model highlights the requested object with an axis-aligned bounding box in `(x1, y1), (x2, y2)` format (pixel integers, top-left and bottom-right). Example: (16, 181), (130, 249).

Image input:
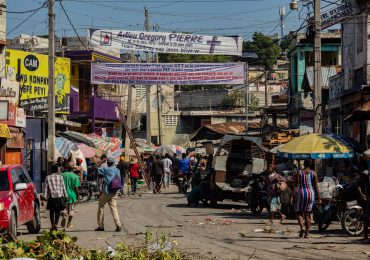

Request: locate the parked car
(0, 164), (41, 241)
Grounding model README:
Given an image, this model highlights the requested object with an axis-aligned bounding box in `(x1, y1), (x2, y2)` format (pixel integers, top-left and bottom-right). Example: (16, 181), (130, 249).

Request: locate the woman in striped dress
(291, 160), (321, 238)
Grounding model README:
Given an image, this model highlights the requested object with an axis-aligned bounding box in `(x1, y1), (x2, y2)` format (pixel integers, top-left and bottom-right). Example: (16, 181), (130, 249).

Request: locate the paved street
(18, 186), (370, 260)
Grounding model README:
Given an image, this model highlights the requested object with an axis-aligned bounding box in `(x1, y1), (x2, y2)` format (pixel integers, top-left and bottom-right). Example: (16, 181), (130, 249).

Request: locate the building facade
(328, 3), (370, 145)
(288, 32), (341, 132)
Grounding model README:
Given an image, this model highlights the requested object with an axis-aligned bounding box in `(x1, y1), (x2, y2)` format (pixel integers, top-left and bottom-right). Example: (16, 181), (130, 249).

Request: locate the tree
(243, 32), (281, 106)
(221, 90), (259, 111)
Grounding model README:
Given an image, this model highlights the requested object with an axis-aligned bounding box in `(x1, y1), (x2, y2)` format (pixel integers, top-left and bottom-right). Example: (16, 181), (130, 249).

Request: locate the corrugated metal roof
(302, 66), (340, 91)
(190, 122), (246, 141)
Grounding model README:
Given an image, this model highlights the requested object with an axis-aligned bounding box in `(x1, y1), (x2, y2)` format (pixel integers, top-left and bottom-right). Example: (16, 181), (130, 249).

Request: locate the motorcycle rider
(357, 170), (370, 243)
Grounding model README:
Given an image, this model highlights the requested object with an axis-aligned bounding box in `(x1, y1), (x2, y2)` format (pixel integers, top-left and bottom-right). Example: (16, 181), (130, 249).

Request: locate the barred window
(164, 115), (180, 126)
(136, 85), (147, 98)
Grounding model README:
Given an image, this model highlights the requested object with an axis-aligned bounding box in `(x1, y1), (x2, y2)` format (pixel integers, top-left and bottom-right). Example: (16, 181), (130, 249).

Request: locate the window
(0, 101), (8, 120)
(164, 115), (179, 126)
(0, 171), (9, 191)
(11, 167), (27, 188)
(136, 85), (147, 99)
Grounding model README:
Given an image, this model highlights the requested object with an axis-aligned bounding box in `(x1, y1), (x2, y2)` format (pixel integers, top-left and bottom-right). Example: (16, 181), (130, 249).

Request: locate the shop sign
(5, 49), (71, 114)
(89, 29), (243, 56)
(7, 132), (24, 149)
(329, 73), (343, 100)
(0, 78), (25, 127)
(0, 124), (11, 139)
(321, 0), (359, 30)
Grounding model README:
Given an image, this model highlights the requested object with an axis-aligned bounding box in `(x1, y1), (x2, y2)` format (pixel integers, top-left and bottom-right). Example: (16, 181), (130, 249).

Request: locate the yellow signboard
(0, 124), (11, 139)
(5, 49), (71, 114)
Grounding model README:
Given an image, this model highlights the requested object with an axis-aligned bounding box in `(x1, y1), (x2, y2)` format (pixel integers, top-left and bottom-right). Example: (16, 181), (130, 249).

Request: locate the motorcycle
(177, 172), (190, 194)
(79, 180), (99, 202)
(246, 174), (270, 215)
(313, 183), (364, 236)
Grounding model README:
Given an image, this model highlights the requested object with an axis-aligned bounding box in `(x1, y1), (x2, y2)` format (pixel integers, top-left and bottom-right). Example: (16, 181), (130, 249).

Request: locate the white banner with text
(89, 29), (243, 56)
(91, 63), (246, 85)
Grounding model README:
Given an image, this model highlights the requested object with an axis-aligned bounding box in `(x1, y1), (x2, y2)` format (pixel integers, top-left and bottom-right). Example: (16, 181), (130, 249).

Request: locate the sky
(5, 0), (315, 41)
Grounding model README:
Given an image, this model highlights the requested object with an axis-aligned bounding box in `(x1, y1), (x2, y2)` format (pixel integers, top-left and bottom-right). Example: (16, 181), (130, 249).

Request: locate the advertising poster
(5, 49), (71, 114)
(0, 78), (25, 127)
(89, 29), (243, 56)
(91, 63), (246, 85)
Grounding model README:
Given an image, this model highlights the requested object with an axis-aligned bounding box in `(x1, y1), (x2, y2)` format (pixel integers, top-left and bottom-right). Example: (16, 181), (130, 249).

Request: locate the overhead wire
(58, 0), (88, 50)
(7, 1), (48, 35)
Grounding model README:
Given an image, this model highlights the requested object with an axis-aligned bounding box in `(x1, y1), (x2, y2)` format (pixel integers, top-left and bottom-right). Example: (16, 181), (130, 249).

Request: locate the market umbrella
(154, 145), (176, 155)
(277, 133), (354, 159)
(122, 148), (136, 156)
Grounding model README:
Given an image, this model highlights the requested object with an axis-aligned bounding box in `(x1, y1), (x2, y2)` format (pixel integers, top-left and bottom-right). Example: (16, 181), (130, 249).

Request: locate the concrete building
(0, 0), (5, 79)
(288, 31), (342, 132)
(328, 1), (370, 145)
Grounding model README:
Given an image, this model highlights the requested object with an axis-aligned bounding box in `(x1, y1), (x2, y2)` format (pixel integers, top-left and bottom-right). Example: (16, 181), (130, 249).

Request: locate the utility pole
(145, 7), (151, 145)
(156, 85), (162, 145)
(279, 6), (285, 41)
(313, 0), (322, 134)
(47, 0), (55, 163)
(124, 51), (135, 162)
(245, 62), (249, 132)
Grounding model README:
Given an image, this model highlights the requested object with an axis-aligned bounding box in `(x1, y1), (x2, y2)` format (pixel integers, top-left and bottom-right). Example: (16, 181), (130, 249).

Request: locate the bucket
(138, 179), (145, 185)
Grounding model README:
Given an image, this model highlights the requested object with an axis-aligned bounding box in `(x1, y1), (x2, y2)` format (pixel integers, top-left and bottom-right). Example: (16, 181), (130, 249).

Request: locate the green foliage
(280, 34), (293, 52)
(0, 230), (185, 260)
(221, 90), (259, 111)
(243, 32), (282, 70)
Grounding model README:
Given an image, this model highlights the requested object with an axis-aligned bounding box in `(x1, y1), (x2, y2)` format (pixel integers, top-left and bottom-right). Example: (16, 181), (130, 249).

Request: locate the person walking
(179, 153), (192, 182)
(152, 155), (164, 193)
(129, 158), (139, 195)
(96, 157), (122, 232)
(44, 164), (68, 231)
(162, 153), (173, 189)
(291, 159), (321, 238)
(74, 158), (84, 182)
(57, 157), (65, 173)
(357, 170), (370, 244)
(117, 155), (129, 195)
(61, 162), (81, 229)
(265, 164), (286, 226)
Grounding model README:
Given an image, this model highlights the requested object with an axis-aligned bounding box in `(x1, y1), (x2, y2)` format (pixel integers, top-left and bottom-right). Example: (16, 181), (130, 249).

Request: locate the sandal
(299, 230), (304, 238)
(280, 214), (286, 224)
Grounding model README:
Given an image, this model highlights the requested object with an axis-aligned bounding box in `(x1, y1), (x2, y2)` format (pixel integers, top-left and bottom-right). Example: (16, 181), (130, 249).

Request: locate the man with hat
(129, 157), (139, 195)
(358, 170), (370, 243)
(117, 155), (129, 196)
(96, 157), (122, 232)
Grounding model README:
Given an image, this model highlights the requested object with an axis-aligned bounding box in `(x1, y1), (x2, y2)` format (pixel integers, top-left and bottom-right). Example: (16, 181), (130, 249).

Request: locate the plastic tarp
(55, 137), (78, 159)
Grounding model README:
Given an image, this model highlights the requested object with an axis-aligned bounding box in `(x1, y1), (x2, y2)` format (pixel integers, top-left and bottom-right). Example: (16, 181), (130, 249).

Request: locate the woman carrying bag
(44, 164), (68, 231)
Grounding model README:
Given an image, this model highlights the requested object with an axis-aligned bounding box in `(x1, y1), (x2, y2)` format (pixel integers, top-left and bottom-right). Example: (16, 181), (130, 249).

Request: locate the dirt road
(18, 187), (369, 259)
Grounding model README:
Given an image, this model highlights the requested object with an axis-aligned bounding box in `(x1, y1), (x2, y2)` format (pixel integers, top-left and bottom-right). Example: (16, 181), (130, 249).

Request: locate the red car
(0, 164), (41, 240)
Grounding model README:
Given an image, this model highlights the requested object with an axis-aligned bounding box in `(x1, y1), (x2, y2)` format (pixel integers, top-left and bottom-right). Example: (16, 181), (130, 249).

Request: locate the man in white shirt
(162, 153), (173, 189)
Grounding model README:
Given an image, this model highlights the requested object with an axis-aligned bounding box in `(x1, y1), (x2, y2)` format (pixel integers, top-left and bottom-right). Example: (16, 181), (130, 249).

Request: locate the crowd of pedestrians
(42, 153), (369, 244)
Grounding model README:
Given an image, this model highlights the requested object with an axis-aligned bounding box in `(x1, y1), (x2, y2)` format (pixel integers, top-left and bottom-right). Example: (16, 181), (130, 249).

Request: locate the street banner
(91, 63), (246, 85)
(321, 0), (358, 30)
(5, 49), (71, 114)
(89, 29), (243, 56)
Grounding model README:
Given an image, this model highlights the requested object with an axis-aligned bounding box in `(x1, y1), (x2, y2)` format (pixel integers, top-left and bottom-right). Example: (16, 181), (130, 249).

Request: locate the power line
(58, 0), (88, 50)
(4, 2), (48, 14)
(7, 1), (48, 35)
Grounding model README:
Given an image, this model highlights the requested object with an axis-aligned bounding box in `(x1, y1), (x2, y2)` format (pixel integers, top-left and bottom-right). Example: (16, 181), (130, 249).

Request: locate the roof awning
(344, 100), (370, 122)
(0, 124), (11, 139)
(190, 122), (246, 141)
(302, 66), (339, 92)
